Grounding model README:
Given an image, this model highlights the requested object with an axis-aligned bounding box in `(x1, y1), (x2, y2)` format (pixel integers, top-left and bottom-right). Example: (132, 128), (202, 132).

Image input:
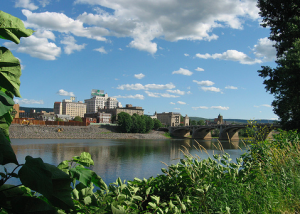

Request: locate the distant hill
(20, 107), (54, 113)
(189, 117), (277, 124)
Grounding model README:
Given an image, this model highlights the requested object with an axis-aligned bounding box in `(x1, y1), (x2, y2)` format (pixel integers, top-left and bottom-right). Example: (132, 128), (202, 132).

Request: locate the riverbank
(9, 124), (168, 139)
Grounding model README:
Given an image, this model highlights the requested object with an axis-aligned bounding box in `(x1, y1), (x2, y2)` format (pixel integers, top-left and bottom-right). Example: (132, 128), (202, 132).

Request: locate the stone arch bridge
(162, 123), (281, 140)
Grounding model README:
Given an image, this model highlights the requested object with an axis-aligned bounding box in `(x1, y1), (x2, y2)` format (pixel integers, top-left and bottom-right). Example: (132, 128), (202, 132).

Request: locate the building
(85, 92), (122, 114)
(183, 114), (189, 126)
(84, 111), (112, 123)
(54, 97), (87, 118)
(54, 102), (62, 114)
(157, 112), (181, 127)
(103, 104), (144, 120)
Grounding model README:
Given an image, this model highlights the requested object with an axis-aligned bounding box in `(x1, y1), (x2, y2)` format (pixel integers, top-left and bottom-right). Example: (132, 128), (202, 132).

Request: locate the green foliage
(73, 116), (82, 122)
(117, 112), (133, 133)
(258, 0), (300, 131)
(153, 118), (162, 129)
(258, 0), (300, 57)
(0, 11), (74, 213)
(55, 117), (63, 122)
(197, 120), (205, 125)
(190, 119), (197, 125)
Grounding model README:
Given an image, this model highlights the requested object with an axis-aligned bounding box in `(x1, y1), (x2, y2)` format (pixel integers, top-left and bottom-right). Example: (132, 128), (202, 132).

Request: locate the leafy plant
(0, 10), (73, 213)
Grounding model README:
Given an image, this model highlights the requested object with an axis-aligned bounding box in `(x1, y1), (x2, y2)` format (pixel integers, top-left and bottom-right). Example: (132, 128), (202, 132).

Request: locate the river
(5, 138), (250, 185)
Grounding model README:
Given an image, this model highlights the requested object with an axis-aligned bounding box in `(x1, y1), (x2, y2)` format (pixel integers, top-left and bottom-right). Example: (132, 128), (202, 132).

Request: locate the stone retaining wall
(9, 124), (168, 139)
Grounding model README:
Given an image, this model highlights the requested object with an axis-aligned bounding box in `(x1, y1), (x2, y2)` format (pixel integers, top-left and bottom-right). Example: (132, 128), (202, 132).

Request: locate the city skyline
(3, 0), (277, 120)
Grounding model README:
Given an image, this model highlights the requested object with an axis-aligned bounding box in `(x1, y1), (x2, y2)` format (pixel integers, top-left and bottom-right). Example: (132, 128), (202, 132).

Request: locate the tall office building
(85, 92), (122, 113)
(54, 97), (86, 118)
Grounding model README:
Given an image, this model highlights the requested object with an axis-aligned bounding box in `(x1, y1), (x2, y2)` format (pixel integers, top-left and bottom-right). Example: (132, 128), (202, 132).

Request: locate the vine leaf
(69, 166), (94, 186)
(44, 163), (74, 210)
(18, 156), (53, 198)
(0, 129), (18, 165)
(72, 152), (94, 167)
(0, 47), (21, 97)
(0, 90), (14, 117)
(11, 196), (57, 214)
(0, 10), (34, 44)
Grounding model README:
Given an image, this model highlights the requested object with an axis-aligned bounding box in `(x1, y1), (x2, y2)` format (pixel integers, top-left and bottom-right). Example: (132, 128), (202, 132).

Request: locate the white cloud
(114, 94), (144, 99)
(22, 10), (108, 41)
(15, 0), (38, 10)
(254, 104), (272, 108)
(172, 68), (193, 76)
(195, 67), (204, 71)
(195, 50), (262, 65)
(225, 85), (238, 89)
(4, 35), (61, 60)
(119, 48), (123, 51)
(177, 101), (186, 105)
(253, 37), (276, 61)
(201, 87), (221, 92)
(61, 36), (86, 54)
(14, 98), (44, 105)
(170, 102), (175, 105)
(117, 83), (175, 90)
(94, 46), (107, 54)
(57, 89), (75, 96)
(34, 29), (55, 41)
(193, 80), (214, 86)
(187, 91), (192, 94)
(184, 53), (189, 56)
(134, 73), (145, 79)
(74, 0), (259, 54)
(211, 106), (229, 110)
(192, 106), (229, 110)
(167, 89), (185, 95)
(145, 91), (179, 98)
(174, 108), (180, 110)
(38, 0), (50, 7)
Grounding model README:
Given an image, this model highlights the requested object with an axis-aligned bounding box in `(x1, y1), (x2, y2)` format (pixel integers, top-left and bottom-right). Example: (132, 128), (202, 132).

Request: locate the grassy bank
(2, 129), (300, 213)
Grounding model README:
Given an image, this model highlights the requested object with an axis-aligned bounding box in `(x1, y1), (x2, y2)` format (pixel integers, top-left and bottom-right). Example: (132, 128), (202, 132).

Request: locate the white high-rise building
(85, 93), (122, 113)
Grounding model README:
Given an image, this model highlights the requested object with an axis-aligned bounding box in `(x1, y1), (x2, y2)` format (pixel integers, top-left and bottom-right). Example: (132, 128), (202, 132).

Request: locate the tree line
(117, 112), (162, 133)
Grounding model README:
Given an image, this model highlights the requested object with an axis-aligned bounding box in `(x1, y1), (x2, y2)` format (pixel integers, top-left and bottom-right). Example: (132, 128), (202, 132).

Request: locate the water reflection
(8, 138), (250, 185)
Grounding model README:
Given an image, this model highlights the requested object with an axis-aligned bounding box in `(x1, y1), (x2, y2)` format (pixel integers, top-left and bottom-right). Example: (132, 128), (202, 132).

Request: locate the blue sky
(2, 0), (278, 120)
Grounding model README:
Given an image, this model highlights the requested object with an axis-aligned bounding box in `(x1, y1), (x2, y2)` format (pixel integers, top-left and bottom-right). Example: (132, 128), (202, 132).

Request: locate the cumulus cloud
(167, 89), (185, 95)
(4, 35), (61, 60)
(34, 29), (55, 40)
(177, 101), (186, 105)
(195, 67), (204, 71)
(134, 73), (145, 79)
(184, 53), (189, 56)
(225, 85), (238, 89)
(114, 94), (144, 99)
(117, 83), (175, 90)
(14, 98), (44, 105)
(201, 87), (221, 92)
(172, 68), (193, 76)
(57, 89), (75, 96)
(94, 46), (107, 54)
(253, 37), (276, 61)
(174, 108), (180, 110)
(254, 104), (272, 108)
(61, 36), (86, 54)
(170, 102), (175, 105)
(192, 106), (229, 110)
(22, 10), (108, 41)
(72, 0), (259, 54)
(15, 0), (38, 10)
(196, 50), (262, 65)
(193, 80), (214, 86)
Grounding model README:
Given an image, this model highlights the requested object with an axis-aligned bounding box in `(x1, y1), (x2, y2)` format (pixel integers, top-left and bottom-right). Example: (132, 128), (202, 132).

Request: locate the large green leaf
(91, 173), (108, 191)
(0, 128), (18, 165)
(0, 10), (34, 44)
(0, 90), (14, 117)
(11, 196), (57, 214)
(69, 166), (94, 186)
(0, 108), (14, 137)
(18, 156), (53, 198)
(44, 163), (74, 210)
(0, 184), (25, 210)
(72, 152), (94, 167)
(0, 47), (21, 97)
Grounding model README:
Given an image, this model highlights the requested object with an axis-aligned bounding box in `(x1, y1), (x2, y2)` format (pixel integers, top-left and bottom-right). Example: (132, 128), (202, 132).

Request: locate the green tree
(258, 0), (300, 57)
(145, 116), (154, 132)
(197, 120), (205, 125)
(258, 40), (300, 130)
(55, 117), (63, 122)
(117, 112), (132, 133)
(73, 116), (82, 122)
(257, 0), (300, 130)
(153, 119), (162, 129)
(190, 120), (197, 126)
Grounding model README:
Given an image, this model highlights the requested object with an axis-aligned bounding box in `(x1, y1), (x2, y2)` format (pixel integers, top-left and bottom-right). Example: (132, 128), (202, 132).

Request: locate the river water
(6, 138), (250, 185)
